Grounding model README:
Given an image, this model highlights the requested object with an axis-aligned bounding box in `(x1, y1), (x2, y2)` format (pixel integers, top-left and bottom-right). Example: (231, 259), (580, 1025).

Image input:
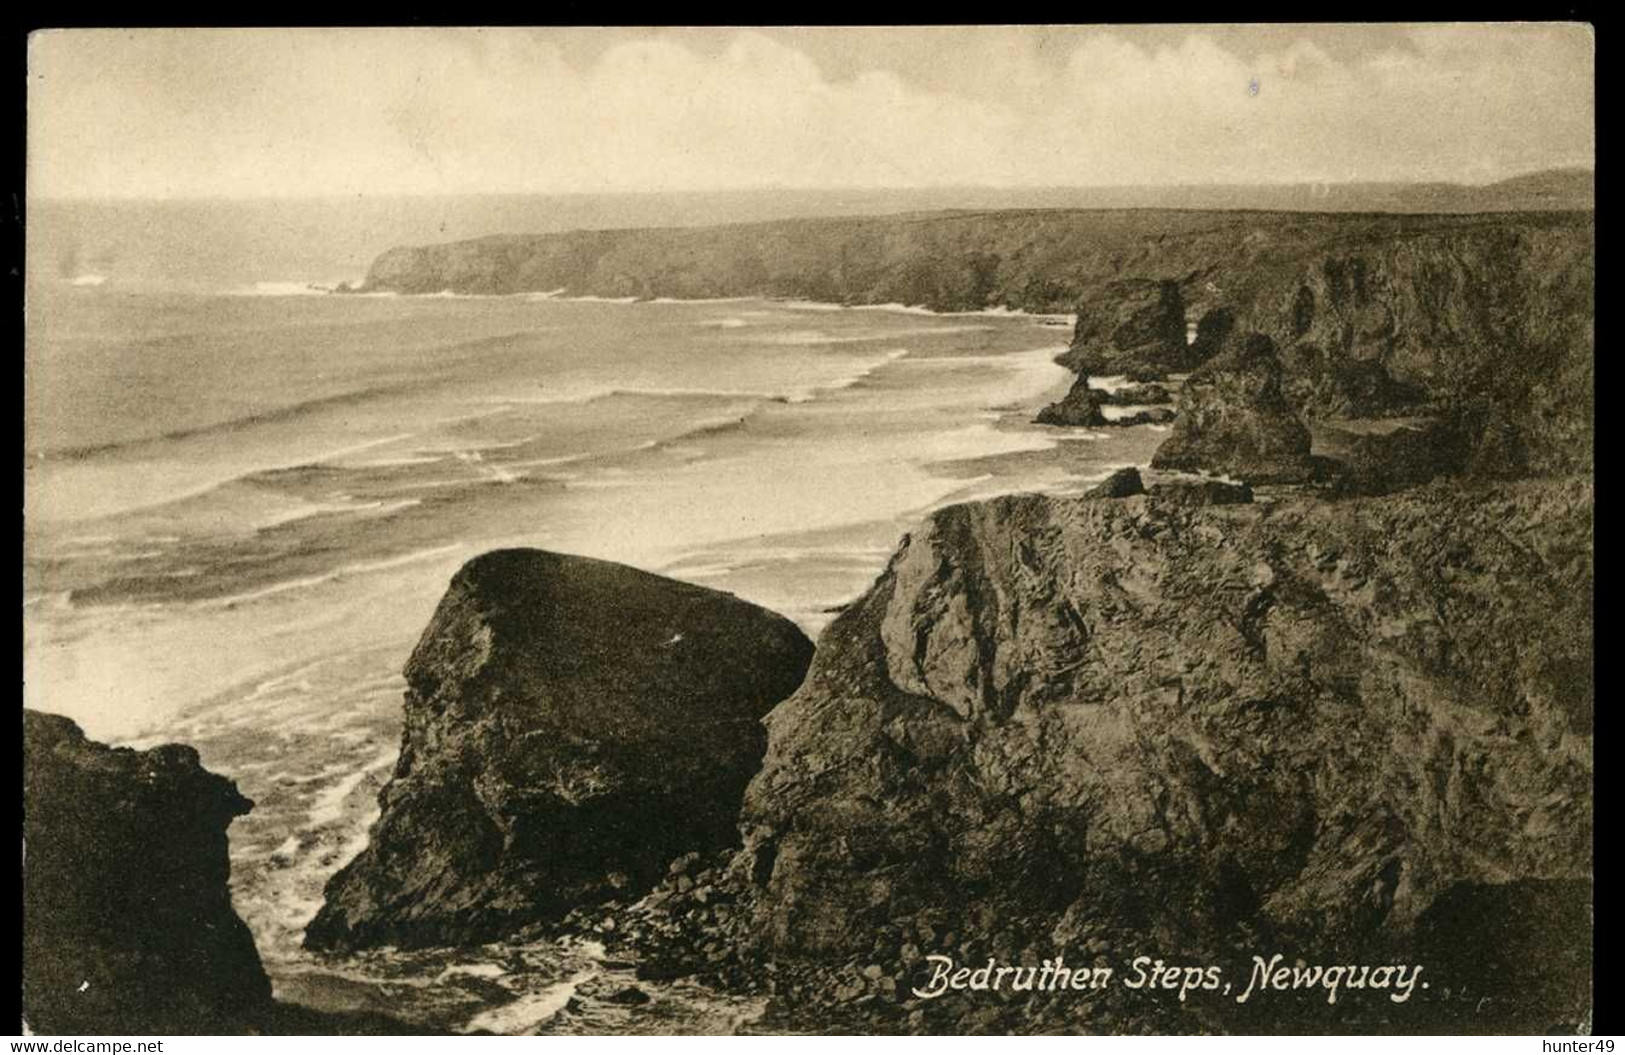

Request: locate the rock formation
(23, 710), (272, 1034)
(1034, 374), (1106, 427)
(305, 549), (815, 952)
(1059, 279), (1191, 379)
(1083, 467), (1145, 499)
(1150, 333), (1317, 484)
(733, 479), (1592, 1032)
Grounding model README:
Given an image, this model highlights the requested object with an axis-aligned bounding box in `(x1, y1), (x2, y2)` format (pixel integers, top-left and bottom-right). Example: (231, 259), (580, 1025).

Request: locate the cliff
(733, 478), (1593, 1032)
(305, 549), (814, 952)
(22, 710), (273, 1034)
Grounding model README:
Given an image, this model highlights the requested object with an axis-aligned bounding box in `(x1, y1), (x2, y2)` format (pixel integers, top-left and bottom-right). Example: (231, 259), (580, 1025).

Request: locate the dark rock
(1212, 233), (1593, 477)
(1061, 279), (1191, 377)
(1150, 333), (1317, 484)
(1146, 478), (1253, 506)
(1415, 879), (1593, 1031)
(23, 710), (272, 1034)
(604, 985), (653, 1006)
(737, 481), (1592, 1032)
(1188, 306), (1238, 365)
(1285, 354), (1427, 418)
(304, 548), (815, 952)
(1034, 374), (1106, 427)
(1320, 418), (1470, 496)
(1083, 467), (1145, 500)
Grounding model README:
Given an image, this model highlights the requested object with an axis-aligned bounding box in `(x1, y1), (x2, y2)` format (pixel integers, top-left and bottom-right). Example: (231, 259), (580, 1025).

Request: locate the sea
(23, 195), (1170, 1034)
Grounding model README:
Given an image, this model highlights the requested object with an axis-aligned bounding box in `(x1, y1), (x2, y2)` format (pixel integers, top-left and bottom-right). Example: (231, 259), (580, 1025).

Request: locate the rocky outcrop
(23, 710), (272, 1035)
(1150, 333), (1317, 484)
(1037, 375), (1179, 429)
(1084, 467), (1146, 499)
(305, 549), (815, 953)
(1033, 374), (1106, 427)
(734, 479), (1592, 1032)
(1199, 225), (1594, 477)
(1059, 279), (1190, 379)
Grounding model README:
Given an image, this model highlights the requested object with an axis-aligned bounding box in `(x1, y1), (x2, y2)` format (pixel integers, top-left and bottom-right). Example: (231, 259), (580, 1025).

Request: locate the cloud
(27, 25), (1594, 198)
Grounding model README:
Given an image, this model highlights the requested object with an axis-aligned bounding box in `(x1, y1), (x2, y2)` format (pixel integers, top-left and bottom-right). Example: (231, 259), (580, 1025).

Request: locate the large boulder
(1151, 332), (1318, 484)
(1060, 279), (1190, 379)
(736, 480), (1592, 1032)
(23, 710), (272, 1034)
(305, 549), (815, 952)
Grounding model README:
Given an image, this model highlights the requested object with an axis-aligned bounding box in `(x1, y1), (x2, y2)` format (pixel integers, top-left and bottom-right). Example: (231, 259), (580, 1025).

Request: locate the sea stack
(305, 549), (815, 952)
(23, 710), (272, 1034)
(1150, 332), (1318, 484)
(1060, 278), (1191, 379)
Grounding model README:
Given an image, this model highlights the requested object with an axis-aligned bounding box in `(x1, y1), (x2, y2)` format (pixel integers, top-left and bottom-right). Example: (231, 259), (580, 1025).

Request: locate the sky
(28, 24), (1595, 199)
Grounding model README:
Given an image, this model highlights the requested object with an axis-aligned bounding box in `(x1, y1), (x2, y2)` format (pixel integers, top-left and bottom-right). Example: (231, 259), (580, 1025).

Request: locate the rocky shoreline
(23, 205), (1593, 1035)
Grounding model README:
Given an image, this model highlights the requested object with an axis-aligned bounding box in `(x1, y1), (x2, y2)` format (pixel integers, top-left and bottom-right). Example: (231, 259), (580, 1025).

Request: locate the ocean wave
(800, 348), (911, 398)
(196, 543), (465, 609)
(767, 297), (1073, 323)
(252, 496), (422, 532)
(743, 326), (989, 347)
(38, 389), (421, 463)
(465, 353), (911, 408)
(463, 970), (598, 1035)
(232, 281), (352, 297)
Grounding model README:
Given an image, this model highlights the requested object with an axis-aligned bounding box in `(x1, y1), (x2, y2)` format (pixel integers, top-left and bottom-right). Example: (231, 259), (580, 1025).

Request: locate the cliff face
(1186, 222), (1594, 477)
(305, 549), (815, 952)
(735, 479), (1592, 1030)
(23, 710), (272, 1035)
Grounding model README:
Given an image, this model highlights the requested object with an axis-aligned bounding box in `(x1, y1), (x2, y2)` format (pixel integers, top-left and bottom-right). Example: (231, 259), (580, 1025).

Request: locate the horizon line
(26, 166), (1596, 206)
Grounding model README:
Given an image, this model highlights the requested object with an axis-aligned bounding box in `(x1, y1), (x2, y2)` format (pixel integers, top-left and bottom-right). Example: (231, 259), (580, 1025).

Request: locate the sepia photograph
(20, 24), (1594, 1037)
